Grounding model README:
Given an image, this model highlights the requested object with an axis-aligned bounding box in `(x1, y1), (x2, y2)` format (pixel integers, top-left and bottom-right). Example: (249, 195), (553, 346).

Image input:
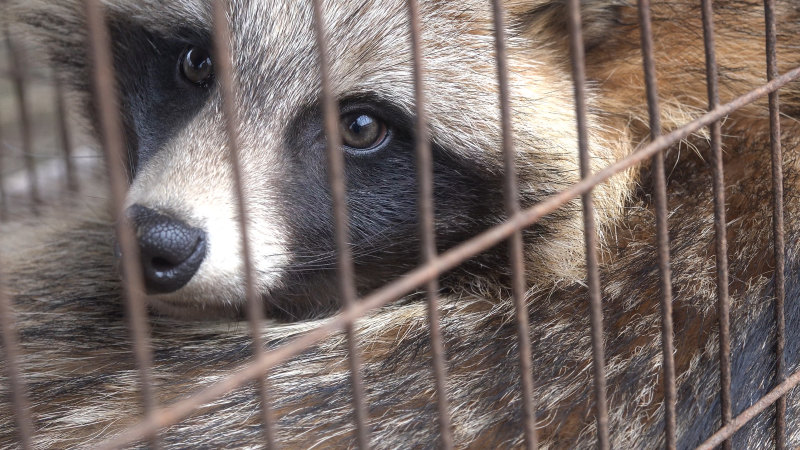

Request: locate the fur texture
(2, 0), (800, 447)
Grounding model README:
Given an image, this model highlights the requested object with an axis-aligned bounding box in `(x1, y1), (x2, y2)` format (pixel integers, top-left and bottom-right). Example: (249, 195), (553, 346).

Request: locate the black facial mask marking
(107, 20), (214, 175)
(106, 23), (566, 322)
(268, 96), (557, 321)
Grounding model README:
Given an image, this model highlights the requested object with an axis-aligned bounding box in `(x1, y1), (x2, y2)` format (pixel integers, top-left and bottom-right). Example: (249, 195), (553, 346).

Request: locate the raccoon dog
(2, 0), (800, 447)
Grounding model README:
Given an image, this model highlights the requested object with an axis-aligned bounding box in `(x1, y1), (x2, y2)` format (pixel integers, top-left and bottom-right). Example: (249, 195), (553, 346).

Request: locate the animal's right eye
(180, 46), (214, 87)
(339, 112), (389, 153)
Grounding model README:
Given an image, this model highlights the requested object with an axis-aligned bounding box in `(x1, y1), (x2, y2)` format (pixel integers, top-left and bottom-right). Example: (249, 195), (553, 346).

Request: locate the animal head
(12, 0), (632, 320)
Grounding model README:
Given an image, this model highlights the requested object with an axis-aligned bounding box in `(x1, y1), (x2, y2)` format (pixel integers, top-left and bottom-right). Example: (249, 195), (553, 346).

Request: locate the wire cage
(1, 0), (799, 448)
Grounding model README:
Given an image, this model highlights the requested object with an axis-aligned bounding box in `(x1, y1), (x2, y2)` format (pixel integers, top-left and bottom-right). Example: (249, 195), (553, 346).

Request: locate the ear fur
(507, 0), (628, 50)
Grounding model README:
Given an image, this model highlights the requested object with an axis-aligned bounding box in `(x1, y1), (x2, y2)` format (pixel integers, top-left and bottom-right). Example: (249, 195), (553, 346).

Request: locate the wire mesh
(84, 62), (800, 450)
(1, 0), (800, 448)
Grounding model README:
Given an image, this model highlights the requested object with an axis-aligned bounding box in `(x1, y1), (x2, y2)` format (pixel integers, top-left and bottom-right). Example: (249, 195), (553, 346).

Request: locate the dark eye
(180, 46), (213, 86)
(339, 113), (388, 151)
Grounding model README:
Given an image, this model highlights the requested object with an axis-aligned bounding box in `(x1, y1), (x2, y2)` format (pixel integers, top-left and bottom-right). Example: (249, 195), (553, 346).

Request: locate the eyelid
(337, 102), (392, 126)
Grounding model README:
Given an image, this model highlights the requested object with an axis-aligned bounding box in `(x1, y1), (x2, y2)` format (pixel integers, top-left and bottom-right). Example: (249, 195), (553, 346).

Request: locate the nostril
(151, 257), (174, 272)
(126, 205), (208, 294)
(148, 235), (205, 272)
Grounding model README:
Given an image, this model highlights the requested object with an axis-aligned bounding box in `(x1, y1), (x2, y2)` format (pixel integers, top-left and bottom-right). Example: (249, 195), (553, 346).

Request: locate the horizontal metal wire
(4, 1), (797, 447)
(696, 368), (800, 450)
(94, 65), (800, 449)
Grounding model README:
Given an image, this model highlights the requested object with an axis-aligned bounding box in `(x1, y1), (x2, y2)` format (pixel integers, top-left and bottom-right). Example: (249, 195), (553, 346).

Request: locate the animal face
(16, 0), (627, 320)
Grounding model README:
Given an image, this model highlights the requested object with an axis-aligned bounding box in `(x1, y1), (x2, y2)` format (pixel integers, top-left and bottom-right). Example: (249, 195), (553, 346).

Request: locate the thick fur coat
(2, 0), (800, 447)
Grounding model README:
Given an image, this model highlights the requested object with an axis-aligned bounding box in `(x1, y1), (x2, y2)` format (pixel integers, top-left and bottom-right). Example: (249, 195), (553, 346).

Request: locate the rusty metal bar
(210, 1), (277, 447)
(95, 66), (800, 450)
(0, 268), (34, 449)
(0, 118), (6, 222)
(637, 0), (677, 447)
(4, 29), (39, 215)
(405, 1), (453, 447)
(309, 1), (371, 448)
(53, 71), (78, 193)
(490, 1), (538, 448)
(0, 4), (5, 220)
(700, 1), (732, 447)
(81, 0), (160, 448)
(696, 367), (800, 450)
(0, 22), (5, 221)
(566, 0), (610, 447)
(762, 0), (786, 447)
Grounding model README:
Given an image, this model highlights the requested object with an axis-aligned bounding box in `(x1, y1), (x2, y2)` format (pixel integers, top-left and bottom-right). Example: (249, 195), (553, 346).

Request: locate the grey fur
(2, 0), (800, 448)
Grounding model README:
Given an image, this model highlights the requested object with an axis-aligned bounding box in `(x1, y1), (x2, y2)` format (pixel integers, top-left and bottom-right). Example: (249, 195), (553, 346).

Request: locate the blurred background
(0, 28), (100, 223)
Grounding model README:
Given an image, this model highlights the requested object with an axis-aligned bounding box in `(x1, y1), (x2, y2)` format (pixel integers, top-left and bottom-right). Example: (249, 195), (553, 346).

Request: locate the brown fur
(2, 0), (800, 448)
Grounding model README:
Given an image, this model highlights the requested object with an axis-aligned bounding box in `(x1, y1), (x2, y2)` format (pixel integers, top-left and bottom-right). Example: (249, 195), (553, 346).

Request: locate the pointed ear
(506, 0), (627, 50)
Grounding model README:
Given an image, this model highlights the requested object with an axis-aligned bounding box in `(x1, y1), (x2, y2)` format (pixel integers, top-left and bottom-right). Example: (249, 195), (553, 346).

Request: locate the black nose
(126, 205), (207, 294)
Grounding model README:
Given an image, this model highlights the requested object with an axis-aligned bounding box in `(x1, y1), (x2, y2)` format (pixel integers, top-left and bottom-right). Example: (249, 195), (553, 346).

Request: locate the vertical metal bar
(210, 1), (277, 447)
(762, 0), (785, 447)
(309, 1), (371, 448)
(700, 2), (732, 448)
(697, 368), (800, 450)
(405, 1), (453, 448)
(81, 1), (161, 448)
(4, 29), (39, 215)
(637, 1), (677, 448)
(490, 1), (538, 448)
(53, 71), (78, 193)
(0, 118), (7, 222)
(566, 1), (610, 448)
(89, 67), (800, 449)
(0, 269), (34, 450)
(0, 2), (5, 220)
